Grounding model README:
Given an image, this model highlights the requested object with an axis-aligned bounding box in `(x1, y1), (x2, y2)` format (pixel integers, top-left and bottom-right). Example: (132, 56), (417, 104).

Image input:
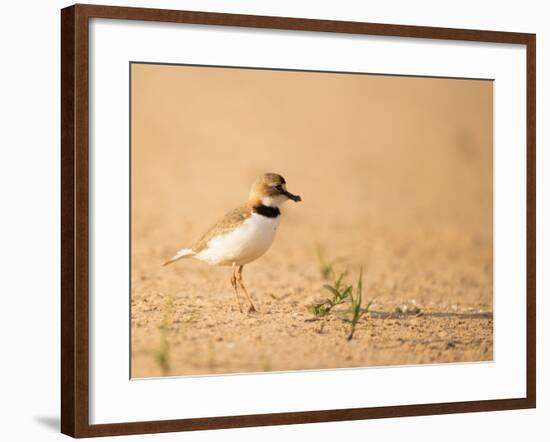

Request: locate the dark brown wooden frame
(61, 3), (536, 438)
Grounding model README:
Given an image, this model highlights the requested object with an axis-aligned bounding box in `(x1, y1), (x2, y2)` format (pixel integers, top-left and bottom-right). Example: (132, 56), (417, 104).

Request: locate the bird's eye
(275, 184), (283, 191)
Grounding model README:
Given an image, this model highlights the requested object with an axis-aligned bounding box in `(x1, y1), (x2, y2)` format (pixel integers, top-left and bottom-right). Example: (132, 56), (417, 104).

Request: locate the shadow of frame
(34, 416), (59, 432)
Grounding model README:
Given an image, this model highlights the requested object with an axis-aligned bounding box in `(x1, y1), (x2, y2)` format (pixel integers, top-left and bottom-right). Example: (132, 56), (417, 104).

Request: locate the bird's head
(249, 173), (302, 207)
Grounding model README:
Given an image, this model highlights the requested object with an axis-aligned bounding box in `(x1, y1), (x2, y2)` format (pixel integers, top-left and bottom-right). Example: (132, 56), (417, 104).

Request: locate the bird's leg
(230, 264), (243, 313)
(236, 265), (257, 313)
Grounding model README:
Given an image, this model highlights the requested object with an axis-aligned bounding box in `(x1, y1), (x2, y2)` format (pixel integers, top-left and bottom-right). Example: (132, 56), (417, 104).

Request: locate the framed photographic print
(61, 3), (536, 438)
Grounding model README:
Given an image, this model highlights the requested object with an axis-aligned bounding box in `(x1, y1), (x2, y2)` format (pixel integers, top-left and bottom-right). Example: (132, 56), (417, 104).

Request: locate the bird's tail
(162, 248), (195, 267)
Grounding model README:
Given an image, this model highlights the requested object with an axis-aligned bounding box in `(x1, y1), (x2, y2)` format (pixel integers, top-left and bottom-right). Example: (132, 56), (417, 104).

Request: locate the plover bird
(162, 173), (301, 313)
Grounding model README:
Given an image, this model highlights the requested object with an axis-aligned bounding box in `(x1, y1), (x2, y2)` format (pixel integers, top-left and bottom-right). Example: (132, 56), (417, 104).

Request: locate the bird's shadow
(34, 416), (60, 432)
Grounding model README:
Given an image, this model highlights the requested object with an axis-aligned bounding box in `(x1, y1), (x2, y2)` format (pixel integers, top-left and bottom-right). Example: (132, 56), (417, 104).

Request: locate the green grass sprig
(155, 295), (174, 375)
(346, 268), (375, 340)
(310, 249), (376, 341)
(309, 270), (352, 317)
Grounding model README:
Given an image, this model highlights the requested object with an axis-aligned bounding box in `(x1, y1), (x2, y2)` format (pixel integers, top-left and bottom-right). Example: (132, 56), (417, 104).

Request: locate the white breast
(196, 213), (280, 266)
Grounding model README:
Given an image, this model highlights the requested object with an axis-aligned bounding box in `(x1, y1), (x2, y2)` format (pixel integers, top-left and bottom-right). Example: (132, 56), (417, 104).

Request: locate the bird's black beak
(282, 189), (302, 202)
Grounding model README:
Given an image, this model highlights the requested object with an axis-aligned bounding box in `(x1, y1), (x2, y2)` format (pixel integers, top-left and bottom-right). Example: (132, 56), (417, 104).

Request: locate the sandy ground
(130, 64), (493, 378)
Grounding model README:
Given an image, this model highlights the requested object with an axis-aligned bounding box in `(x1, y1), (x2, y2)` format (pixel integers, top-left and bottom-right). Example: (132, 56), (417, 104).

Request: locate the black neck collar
(254, 205), (280, 218)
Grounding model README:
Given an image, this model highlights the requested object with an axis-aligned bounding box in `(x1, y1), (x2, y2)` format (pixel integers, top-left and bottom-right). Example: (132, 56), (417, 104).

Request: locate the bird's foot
(248, 305), (257, 314)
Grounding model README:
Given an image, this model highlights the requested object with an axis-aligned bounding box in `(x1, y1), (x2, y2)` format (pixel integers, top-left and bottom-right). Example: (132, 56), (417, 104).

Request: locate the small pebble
(395, 304), (422, 315)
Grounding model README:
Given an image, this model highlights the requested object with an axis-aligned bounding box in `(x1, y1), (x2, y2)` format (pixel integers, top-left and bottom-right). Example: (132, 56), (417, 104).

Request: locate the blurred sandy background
(131, 63), (492, 378)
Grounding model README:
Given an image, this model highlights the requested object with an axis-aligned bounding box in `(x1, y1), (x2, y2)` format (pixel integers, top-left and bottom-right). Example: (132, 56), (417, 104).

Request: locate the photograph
(130, 63), (493, 378)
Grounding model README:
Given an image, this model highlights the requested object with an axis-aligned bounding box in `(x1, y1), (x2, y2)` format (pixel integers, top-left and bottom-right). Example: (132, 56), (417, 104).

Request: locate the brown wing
(192, 204), (251, 253)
